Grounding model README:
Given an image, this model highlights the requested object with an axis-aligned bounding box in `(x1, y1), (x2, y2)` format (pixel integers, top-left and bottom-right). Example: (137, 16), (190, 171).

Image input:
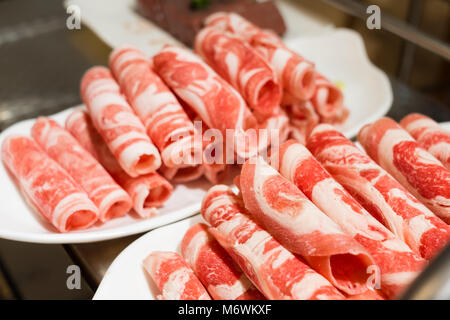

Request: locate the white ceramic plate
(0, 107), (226, 244)
(66, 0), (392, 139)
(94, 215), (203, 300)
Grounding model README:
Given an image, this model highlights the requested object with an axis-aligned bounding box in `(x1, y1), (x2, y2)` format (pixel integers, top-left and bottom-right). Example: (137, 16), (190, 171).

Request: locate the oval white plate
(0, 108), (223, 244)
(66, 0), (392, 139)
(94, 215), (203, 300)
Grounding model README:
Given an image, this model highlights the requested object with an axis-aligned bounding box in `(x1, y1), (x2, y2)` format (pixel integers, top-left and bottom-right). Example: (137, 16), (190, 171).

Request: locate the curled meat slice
(239, 156), (375, 295)
(143, 251), (211, 300)
(307, 124), (450, 259)
(80, 66), (161, 177)
(2, 135), (98, 232)
(272, 140), (425, 297)
(181, 223), (265, 300)
(358, 117), (450, 224)
(202, 185), (344, 300)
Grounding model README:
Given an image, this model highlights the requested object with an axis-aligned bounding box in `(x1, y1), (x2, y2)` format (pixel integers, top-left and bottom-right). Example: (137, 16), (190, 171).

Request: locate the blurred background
(298, 0), (450, 106)
(0, 0), (448, 299)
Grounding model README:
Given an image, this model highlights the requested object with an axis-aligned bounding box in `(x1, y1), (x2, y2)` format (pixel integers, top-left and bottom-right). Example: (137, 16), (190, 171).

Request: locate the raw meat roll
(2, 135), (98, 232)
(153, 45), (263, 160)
(201, 185), (344, 300)
(158, 141), (204, 182)
(153, 45), (248, 135)
(310, 73), (348, 125)
(307, 124), (450, 259)
(282, 93), (319, 145)
(181, 223), (265, 300)
(159, 163), (205, 183)
(272, 140), (425, 297)
(358, 117), (450, 224)
(80, 66), (161, 177)
(204, 166), (228, 184)
(31, 117), (132, 222)
(118, 170), (172, 216)
(189, 118), (228, 184)
(202, 148), (229, 185)
(256, 109), (290, 147)
(109, 46), (203, 179)
(195, 26), (281, 118)
(204, 12), (262, 43)
(143, 251), (211, 300)
(400, 113), (450, 170)
(239, 157), (374, 295)
(66, 109), (172, 218)
(205, 12), (316, 101)
(202, 161), (229, 185)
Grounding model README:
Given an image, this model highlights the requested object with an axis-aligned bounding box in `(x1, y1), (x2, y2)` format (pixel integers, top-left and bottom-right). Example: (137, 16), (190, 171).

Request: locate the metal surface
(321, 0), (450, 61)
(398, 0), (424, 82)
(63, 235), (141, 290)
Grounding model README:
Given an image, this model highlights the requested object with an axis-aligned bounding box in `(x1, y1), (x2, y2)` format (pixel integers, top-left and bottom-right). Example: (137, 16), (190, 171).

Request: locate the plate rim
(0, 107), (203, 244)
(0, 205), (201, 244)
(93, 214), (203, 300)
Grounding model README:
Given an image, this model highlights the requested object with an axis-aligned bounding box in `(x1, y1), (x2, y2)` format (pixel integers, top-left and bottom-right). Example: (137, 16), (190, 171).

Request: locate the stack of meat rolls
(153, 45), (276, 162)
(271, 140), (425, 298)
(66, 109), (173, 218)
(1, 9), (357, 233)
(109, 46), (204, 183)
(308, 124), (449, 260)
(203, 12), (349, 142)
(194, 26), (282, 119)
(31, 117), (132, 222)
(200, 185), (345, 300)
(1, 63), (179, 231)
(238, 157), (374, 296)
(143, 112), (449, 300)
